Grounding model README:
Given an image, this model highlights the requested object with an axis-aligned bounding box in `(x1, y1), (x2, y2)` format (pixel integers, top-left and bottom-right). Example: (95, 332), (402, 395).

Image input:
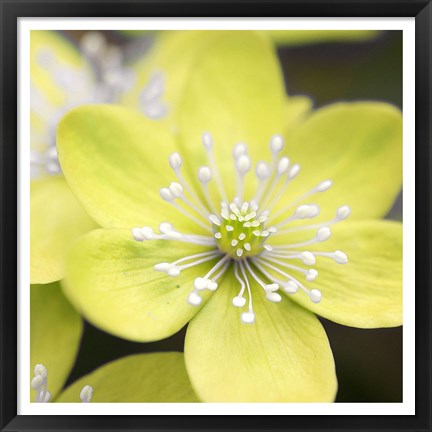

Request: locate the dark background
(63, 30), (403, 402)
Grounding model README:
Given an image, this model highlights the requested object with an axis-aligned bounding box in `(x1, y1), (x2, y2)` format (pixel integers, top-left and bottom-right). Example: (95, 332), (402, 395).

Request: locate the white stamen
(169, 152), (182, 170)
(233, 142), (248, 158)
(188, 291), (202, 306)
(309, 289), (322, 303)
(198, 166), (212, 183)
(337, 206), (351, 220)
(317, 179), (332, 192)
(276, 157), (290, 175)
(255, 161), (270, 180)
(270, 135), (284, 154)
(80, 385), (94, 403)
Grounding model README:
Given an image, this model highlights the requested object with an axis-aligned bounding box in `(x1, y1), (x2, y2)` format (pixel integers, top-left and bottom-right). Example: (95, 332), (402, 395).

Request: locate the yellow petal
(30, 176), (97, 283)
(185, 270), (337, 402)
(56, 353), (199, 402)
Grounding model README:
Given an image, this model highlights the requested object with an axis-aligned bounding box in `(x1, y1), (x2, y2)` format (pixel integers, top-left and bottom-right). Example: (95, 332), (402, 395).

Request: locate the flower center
(131, 133), (350, 324)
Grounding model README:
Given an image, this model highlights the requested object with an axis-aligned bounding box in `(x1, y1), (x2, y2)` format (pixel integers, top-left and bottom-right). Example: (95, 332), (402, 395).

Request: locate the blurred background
(57, 30), (403, 402)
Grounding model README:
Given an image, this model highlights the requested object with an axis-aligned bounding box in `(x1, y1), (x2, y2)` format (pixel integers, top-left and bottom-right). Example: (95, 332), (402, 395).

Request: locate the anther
(255, 161), (271, 179)
(169, 182), (183, 198)
(270, 135), (284, 154)
(80, 385), (94, 403)
(337, 206), (351, 220)
(233, 142), (248, 158)
(202, 132), (213, 150)
(277, 157), (290, 175)
(198, 166), (212, 183)
(288, 164), (300, 179)
(300, 251), (316, 265)
(160, 187), (173, 202)
(309, 289), (322, 303)
(241, 311), (256, 324)
(317, 180), (332, 192)
(283, 281), (299, 293)
(306, 269), (318, 281)
(188, 291), (202, 306)
(317, 227), (331, 241)
(333, 250), (348, 264)
(232, 296), (246, 307)
(169, 153), (182, 170)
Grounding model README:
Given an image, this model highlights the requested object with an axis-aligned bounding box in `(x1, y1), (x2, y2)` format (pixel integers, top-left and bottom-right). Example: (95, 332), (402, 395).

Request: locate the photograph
(28, 27), (405, 405)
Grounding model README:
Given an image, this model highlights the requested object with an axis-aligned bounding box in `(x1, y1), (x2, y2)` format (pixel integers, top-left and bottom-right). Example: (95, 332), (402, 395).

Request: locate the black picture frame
(1, 1), (431, 431)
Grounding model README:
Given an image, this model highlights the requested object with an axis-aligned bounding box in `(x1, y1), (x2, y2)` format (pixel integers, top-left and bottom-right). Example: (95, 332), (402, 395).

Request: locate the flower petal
(178, 31), (287, 198)
(281, 102), (402, 220)
(30, 176), (97, 284)
(55, 352), (199, 402)
(31, 282), (83, 401)
(122, 31), (223, 123)
(57, 104), (198, 231)
(63, 228), (218, 341)
(284, 220), (402, 328)
(185, 271), (337, 402)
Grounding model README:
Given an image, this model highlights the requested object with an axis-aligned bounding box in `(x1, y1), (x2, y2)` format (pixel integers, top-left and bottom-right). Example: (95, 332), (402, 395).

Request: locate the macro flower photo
(29, 28), (403, 405)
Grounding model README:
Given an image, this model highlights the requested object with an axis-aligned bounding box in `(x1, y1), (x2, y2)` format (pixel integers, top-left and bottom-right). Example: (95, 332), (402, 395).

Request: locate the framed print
(1, 1), (431, 431)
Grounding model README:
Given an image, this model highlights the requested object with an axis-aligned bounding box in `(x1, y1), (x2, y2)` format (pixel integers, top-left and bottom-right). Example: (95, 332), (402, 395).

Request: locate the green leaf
(57, 104), (198, 232)
(185, 271), (337, 402)
(281, 220), (403, 328)
(63, 228), (217, 342)
(30, 176), (97, 284)
(56, 352), (199, 402)
(264, 30), (380, 46)
(31, 282), (83, 401)
(280, 102), (402, 221)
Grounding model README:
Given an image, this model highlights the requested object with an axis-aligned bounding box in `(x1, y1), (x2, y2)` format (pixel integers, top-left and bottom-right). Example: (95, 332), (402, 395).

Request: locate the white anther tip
(209, 215), (221, 226)
(232, 296), (247, 308)
(168, 152), (182, 170)
(31, 375), (44, 389)
(277, 157), (290, 175)
(236, 248), (244, 257)
(168, 182), (183, 198)
(132, 228), (145, 241)
(334, 250), (348, 264)
(80, 385), (94, 403)
(266, 292), (282, 303)
(283, 281), (299, 294)
(300, 251), (316, 265)
(34, 364), (48, 378)
(194, 277), (208, 291)
(337, 206), (351, 219)
(265, 283), (279, 292)
(233, 142), (248, 158)
(198, 166), (212, 183)
(207, 281), (218, 291)
(140, 227), (155, 240)
(154, 262), (170, 272)
(188, 291), (202, 306)
(160, 187), (173, 202)
(236, 154), (251, 174)
(167, 266), (181, 277)
(309, 289), (322, 303)
(202, 132), (213, 149)
(295, 205), (312, 219)
(288, 164), (301, 179)
(270, 135), (284, 153)
(158, 222), (173, 234)
(306, 269), (319, 281)
(317, 180), (332, 192)
(241, 311), (256, 324)
(42, 391), (51, 403)
(255, 161), (270, 179)
(317, 227), (331, 241)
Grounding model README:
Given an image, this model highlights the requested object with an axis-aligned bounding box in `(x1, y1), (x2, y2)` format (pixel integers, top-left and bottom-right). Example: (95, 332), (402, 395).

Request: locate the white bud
(309, 289), (322, 303)
(317, 227), (331, 241)
(198, 166), (212, 183)
(232, 296), (246, 307)
(168, 152), (182, 170)
(270, 135), (284, 153)
(337, 206), (351, 220)
(169, 182), (183, 198)
(80, 385), (94, 403)
(187, 291), (202, 306)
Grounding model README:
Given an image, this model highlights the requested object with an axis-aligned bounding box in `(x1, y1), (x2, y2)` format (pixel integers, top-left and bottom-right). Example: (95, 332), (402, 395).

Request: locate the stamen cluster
(132, 133), (350, 324)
